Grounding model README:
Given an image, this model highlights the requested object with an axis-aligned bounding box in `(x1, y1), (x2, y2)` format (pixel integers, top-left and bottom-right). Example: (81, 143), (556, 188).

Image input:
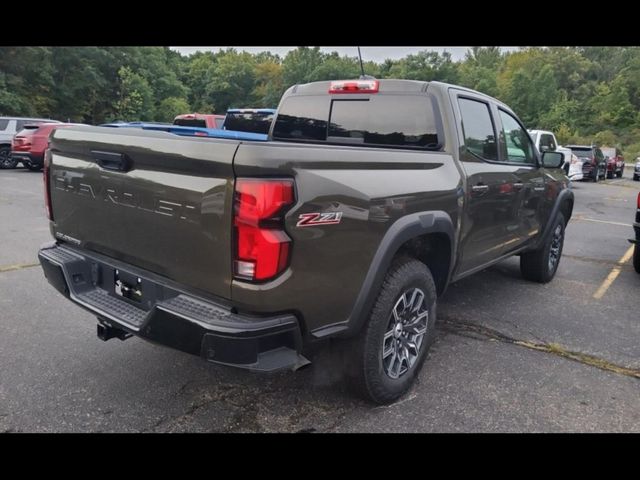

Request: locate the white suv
(0, 117), (60, 169)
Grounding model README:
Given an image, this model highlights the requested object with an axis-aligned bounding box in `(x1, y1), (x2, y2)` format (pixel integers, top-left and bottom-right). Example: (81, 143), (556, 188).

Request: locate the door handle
(471, 184), (489, 195)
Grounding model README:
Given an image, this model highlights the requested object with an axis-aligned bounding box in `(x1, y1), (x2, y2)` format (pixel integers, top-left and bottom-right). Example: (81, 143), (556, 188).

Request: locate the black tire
(27, 163), (42, 172)
(520, 212), (566, 283)
(616, 170), (623, 178)
(593, 169), (599, 183)
(633, 244), (640, 274)
(0, 146), (18, 169)
(607, 170), (614, 179)
(348, 257), (437, 404)
(634, 175), (639, 181)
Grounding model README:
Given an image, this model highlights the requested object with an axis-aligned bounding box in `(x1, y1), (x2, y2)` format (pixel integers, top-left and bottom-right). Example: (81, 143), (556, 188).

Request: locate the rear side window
(273, 94), (441, 149)
(224, 112), (274, 134)
(539, 133), (556, 151)
(16, 128), (37, 136)
(0, 119), (9, 130)
(569, 147), (592, 159)
(174, 118), (207, 128)
(457, 97), (498, 161)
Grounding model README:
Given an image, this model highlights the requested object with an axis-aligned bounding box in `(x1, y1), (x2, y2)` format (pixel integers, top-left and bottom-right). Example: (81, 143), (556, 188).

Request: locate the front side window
(498, 110), (536, 165)
(0, 119), (9, 130)
(457, 97), (498, 161)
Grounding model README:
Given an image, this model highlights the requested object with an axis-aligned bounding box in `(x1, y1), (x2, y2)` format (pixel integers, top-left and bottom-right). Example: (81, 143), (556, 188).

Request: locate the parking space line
(592, 246), (635, 300)
(572, 216), (632, 228)
(0, 262), (39, 273)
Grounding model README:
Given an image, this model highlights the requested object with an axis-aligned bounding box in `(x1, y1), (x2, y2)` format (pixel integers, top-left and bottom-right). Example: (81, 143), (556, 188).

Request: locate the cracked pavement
(1, 167), (639, 432)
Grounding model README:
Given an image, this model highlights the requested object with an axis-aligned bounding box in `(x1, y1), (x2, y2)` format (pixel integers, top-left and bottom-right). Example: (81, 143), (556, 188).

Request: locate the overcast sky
(170, 46), (521, 62)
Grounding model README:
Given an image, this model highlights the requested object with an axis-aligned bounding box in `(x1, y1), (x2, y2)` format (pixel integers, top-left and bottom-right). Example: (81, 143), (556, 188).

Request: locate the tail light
(43, 148), (53, 221)
(329, 79), (379, 94)
(637, 192), (640, 210)
(233, 178), (294, 281)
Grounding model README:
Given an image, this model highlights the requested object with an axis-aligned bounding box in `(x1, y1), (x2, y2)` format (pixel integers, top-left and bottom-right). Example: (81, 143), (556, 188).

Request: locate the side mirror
(542, 151), (564, 169)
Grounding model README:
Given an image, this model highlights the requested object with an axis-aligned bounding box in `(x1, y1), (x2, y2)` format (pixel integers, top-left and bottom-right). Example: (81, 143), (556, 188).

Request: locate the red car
(601, 146), (625, 179)
(173, 113), (225, 129)
(11, 123), (83, 171)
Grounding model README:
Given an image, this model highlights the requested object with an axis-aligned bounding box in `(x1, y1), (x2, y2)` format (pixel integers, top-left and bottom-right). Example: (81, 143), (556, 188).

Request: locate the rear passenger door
(451, 91), (524, 274)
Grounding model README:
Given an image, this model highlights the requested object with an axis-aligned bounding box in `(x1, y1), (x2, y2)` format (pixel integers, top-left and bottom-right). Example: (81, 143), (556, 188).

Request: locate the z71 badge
(296, 212), (343, 227)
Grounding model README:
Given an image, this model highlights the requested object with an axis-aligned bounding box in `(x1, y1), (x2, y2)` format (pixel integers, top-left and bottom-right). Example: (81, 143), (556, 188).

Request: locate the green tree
(114, 66), (154, 121)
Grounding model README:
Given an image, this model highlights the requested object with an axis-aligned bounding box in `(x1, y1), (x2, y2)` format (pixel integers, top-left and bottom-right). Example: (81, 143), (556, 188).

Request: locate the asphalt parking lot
(1, 166), (639, 432)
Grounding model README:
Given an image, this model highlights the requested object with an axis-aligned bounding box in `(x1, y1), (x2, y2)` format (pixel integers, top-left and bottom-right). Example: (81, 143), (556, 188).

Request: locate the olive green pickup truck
(38, 79), (573, 403)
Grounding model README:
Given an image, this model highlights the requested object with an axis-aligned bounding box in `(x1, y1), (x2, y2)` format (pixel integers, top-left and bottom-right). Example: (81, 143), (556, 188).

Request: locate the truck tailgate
(48, 126), (238, 300)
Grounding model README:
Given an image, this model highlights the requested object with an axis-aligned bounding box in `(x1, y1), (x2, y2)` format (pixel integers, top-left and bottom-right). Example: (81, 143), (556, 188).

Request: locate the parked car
(631, 191), (640, 273)
(528, 129), (580, 181)
(600, 146), (625, 179)
(11, 123), (84, 171)
(633, 157), (640, 181)
(39, 78), (573, 404)
(173, 113), (225, 129)
(222, 108), (276, 135)
(0, 116), (61, 169)
(566, 145), (606, 182)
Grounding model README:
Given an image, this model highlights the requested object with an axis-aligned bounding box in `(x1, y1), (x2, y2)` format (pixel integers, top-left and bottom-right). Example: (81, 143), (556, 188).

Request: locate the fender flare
(531, 188), (574, 251)
(310, 211), (455, 339)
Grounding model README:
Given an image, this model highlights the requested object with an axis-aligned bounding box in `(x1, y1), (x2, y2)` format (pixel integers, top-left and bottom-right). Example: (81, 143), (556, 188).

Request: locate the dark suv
(566, 145), (606, 182)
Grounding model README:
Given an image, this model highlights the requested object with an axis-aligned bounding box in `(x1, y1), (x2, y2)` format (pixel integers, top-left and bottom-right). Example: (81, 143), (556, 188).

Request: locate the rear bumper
(38, 243), (309, 372)
(11, 151), (43, 166)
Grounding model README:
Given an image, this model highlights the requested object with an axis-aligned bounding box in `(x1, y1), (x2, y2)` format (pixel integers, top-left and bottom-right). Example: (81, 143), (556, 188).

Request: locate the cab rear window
(273, 94), (442, 150)
(174, 118), (207, 128)
(224, 112), (274, 134)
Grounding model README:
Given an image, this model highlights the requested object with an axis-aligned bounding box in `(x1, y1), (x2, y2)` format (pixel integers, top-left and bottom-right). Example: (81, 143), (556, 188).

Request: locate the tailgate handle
(91, 150), (130, 172)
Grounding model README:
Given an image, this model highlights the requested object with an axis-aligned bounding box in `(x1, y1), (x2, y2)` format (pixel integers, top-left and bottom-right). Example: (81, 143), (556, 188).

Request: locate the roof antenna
(357, 47), (375, 80)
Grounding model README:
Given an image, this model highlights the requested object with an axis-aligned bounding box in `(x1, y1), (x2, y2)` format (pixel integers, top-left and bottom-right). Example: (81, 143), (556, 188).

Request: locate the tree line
(2, 46), (640, 158)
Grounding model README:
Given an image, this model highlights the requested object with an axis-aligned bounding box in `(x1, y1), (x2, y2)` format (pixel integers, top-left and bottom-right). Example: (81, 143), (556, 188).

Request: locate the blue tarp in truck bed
(99, 122), (269, 142)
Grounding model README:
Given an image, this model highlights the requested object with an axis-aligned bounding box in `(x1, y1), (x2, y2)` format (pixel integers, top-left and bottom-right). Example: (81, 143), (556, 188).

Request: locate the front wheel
(27, 163), (42, 172)
(0, 146), (18, 169)
(348, 257), (437, 404)
(633, 244), (640, 274)
(521, 213), (566, 283)
(607, 170), (614, 179)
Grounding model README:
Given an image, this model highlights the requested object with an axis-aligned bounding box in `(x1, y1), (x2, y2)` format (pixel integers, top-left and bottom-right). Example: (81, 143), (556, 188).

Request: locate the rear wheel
(616, 169), (623, 178)
(521, 213), (566, 283)
(348, 257), (437, 404)
(0, 146), (17, 169)
(607, 170), (614, 179)
(634, 244), (640, 274)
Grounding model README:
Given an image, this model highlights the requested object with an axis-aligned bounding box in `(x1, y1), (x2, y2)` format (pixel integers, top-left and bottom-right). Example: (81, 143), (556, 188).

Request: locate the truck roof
(285, 79), (511, 111)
